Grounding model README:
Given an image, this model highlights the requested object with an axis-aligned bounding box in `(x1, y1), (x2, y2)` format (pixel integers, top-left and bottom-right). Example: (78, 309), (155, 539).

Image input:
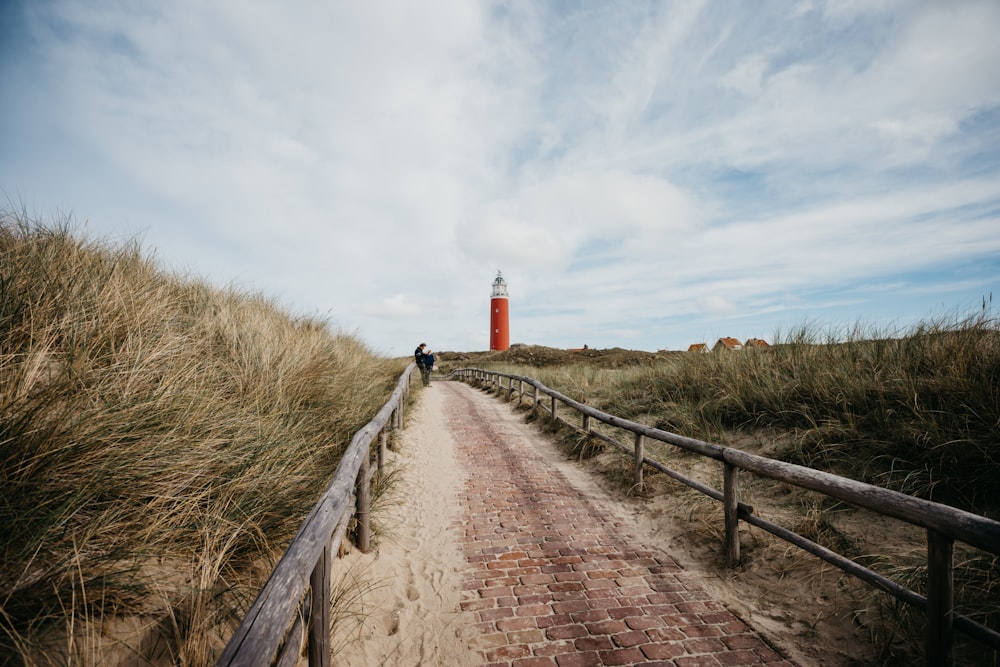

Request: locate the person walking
(414, 343), (431, 386)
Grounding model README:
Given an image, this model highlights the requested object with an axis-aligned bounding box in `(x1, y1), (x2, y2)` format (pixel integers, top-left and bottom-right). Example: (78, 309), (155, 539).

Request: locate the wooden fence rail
(216, 363), (417, 667)
(453, 368), (1000, 667)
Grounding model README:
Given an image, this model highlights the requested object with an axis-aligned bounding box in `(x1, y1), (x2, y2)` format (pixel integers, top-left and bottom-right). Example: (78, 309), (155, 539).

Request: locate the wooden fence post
(308, 544), (331, 667)
(927, 529), (955, 666)
(582, 414), (590, 432)
(518, 379), (524, 405)
(356, 450), (371, 553)
(532, 385), (539, 415)
(724, 462), (740, 566)
(550, 396), (557, 421)
(633, 433), (644, 489)
(399, 380), (406, 420)
(378, 429), (387, 474)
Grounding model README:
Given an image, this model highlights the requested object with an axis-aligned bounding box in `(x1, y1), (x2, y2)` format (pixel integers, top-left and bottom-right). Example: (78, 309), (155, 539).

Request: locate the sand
(329, 384), (479, 666)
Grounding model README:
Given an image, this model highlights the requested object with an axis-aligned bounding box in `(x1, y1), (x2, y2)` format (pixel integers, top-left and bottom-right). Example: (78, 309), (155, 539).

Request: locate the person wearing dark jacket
(415, 343), (430, 386)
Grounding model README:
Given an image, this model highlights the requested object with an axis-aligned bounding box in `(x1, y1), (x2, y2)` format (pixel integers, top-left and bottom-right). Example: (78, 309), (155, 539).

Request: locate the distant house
(687, 343), (709, 353)
(713, 337), (743, 352)
(745, 338), (770, 349)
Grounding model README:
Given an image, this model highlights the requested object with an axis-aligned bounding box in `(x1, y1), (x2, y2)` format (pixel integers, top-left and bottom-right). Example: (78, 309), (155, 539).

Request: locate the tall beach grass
(0, 212), (407, 664)
(480, 314), (1000, 514)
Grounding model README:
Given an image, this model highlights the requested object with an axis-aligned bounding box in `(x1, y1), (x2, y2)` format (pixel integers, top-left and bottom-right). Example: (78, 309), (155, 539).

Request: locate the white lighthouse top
(491, 270), (508, 298)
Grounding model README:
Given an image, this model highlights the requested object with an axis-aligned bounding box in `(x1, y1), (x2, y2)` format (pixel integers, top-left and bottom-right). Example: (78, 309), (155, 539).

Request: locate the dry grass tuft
(0, 212), (407, 664)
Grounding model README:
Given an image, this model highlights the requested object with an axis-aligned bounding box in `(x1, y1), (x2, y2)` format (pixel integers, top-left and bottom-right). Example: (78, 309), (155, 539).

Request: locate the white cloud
(871, 114), (957, 144)
(720, 56), (769, 95)
(458, 214), (568, 270)
(363, 294), (421, 319)
(701, 295), (739, 315)
(820, 0), (904, 22)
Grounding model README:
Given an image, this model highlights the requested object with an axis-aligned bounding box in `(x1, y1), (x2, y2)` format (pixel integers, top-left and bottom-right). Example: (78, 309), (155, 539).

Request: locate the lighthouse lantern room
(490, 271), (510, 351)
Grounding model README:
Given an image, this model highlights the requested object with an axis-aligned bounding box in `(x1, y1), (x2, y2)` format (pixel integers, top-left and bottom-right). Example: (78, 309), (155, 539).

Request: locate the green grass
(0, 212), (407, 664)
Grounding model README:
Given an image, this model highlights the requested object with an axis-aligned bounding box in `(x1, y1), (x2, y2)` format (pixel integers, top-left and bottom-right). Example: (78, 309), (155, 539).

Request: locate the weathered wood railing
(216, 362), (417, 667)
(453, 368), (1000, 667)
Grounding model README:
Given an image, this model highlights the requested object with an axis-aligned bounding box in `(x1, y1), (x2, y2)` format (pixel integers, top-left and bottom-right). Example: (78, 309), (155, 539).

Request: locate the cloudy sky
(2, 1), (998, 355)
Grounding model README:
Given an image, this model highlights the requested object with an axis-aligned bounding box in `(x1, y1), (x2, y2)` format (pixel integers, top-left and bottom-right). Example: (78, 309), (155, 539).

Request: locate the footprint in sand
(404, 567), (420, 601)
(387, 608), (400, 636)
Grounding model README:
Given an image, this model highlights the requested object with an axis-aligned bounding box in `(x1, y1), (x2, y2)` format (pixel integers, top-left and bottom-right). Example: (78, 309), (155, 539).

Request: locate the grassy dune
(457, 317), (1000, 513)
(0, 213), (407, 664)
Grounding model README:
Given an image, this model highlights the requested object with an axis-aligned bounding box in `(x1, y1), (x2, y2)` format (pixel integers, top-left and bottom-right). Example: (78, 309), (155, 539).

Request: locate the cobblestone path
(437, 380), (797, 667)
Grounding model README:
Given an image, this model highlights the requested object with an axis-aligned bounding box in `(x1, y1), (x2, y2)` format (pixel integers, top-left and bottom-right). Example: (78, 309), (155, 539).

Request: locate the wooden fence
(454, 368), (1000, 667)
(215, 363), (417, 667)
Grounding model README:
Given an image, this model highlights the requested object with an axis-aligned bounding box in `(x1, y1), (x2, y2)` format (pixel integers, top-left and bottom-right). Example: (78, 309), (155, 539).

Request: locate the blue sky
(2, 1), (998, 355)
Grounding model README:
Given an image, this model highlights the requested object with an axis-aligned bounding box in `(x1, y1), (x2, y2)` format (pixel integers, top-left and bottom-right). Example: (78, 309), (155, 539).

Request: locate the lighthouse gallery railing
(453, 367), (1000, 667)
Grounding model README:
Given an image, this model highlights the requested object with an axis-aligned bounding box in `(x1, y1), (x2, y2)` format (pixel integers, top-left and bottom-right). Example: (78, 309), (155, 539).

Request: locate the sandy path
(334, 382), (804, 667)
(330, 382), (480, 666)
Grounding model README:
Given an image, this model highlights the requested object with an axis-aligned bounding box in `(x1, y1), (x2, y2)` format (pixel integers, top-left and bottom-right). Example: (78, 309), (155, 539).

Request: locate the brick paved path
(437, 380), (797, 667)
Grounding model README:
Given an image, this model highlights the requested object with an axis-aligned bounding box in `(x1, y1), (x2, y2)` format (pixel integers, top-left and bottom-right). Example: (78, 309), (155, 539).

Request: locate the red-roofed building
(713, 337), (743, 351)
(687, 343), (710, 353)
(745, 338), (770, 349)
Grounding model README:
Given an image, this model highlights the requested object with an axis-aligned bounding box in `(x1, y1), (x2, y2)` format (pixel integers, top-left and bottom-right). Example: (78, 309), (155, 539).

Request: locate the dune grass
(480, 314), (1000, 514)
(0, 212), (407, 664)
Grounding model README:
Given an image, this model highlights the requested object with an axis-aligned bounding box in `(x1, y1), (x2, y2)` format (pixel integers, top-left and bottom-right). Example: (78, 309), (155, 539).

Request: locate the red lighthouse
(490, 271), (510, 351)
